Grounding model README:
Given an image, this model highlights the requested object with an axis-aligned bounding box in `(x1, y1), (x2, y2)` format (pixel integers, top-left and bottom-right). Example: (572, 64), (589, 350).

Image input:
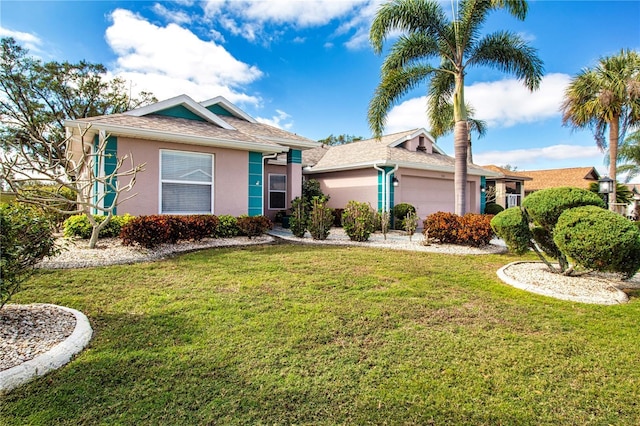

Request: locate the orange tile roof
(482, 165), (531, 180)
(522, 167), (600, 192)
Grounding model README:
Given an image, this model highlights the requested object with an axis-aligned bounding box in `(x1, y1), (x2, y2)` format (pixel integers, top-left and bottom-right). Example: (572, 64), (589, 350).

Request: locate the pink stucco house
(64, 95), (320, 219)
(303, 129), (499, 219)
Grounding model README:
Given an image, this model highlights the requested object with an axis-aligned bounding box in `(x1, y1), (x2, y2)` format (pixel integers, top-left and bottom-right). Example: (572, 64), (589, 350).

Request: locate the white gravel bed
(498, 261), (640, 305)
(1, 304), (76, 371)
(270, 227), (507, 255)
(37, 235), (275, 269)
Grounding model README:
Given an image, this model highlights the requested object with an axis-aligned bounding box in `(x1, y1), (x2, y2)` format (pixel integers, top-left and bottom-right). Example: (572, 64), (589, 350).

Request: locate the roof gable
(200, 96), (257, 123)
(125, 94), (235, 130)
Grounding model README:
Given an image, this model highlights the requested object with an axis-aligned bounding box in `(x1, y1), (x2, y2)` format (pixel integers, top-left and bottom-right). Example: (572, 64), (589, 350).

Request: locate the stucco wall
(116, 137), (249, 216)
(310, 169), (378, 209)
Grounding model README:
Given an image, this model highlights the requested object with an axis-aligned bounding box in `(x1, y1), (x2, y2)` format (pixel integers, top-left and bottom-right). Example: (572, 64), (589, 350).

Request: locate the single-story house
(64, 95), (320, 219)
(522, 167), (600, 195)
(302, 129), (499, 219)
(481, 165), (531, 209)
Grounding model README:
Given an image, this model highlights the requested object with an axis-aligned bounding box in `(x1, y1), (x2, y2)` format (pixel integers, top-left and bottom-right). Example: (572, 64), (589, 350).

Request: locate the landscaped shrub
(217, 215), (239, 238)
(522, 187), (605, 229)
(19, 184), (77, 229)
(308, 196), (333, 240)
(64, 214), (135, 239)
(121, 214), (219, 248)
(378, 210), (391, 240)
(424, 212), (494, 246)
(289, 197), (307, 238)
(404, 210), (419, 241)
(237, 215), (273, 239)
(1, 203), (57, 309)
(554, 206), (640, 278)
(423, 211), (459, 244)
(182, 215), (219, 241)
(490, 207), (532, 255)
(392, 203), (416, 229)
(457, 213), (494, 247)
(341, 201), (376, 242)
(484, 202), (504, 215)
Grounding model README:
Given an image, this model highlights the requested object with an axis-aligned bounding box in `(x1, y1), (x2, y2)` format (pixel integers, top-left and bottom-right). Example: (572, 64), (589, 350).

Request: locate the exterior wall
(401, 135), (433, 154)
(116, 137), (249, 216)
(309, 168), (379, 209)
(392, 168), (481, 219)
(309, 167), (482, 219)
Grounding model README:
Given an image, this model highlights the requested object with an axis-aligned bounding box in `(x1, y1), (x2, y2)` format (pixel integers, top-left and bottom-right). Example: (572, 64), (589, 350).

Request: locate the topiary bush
(484, 202), (504, 215)
(490, 207), (531, 254)
(308, 196), (333, 240)
(392, 203), (416, 229)
(1, 204), (57, 308)
(237, 215), (273, 239)
(341, 201), (376, 242)
(217, 215), (239, 238)
(522, 187), (605, 230)
(554, 206), (640, 278)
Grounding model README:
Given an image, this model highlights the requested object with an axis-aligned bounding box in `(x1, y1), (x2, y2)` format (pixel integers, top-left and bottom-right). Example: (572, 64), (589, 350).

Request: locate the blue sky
(1, 0), (639, 176)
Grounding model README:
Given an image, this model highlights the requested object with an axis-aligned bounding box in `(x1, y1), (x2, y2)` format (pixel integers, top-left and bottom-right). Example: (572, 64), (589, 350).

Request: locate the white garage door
(401, 176), (454, 219)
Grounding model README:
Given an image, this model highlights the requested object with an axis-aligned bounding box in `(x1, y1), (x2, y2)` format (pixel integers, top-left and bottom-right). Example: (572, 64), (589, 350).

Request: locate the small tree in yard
(1, 204), (57, 309)
(1, 126), (144, 249)
(341, 201), (376, 242)
(491, 186), (640, 278)
(404, 210), (419, 241)
(378, 210), (391, 240)
(289, 196), (307, 238)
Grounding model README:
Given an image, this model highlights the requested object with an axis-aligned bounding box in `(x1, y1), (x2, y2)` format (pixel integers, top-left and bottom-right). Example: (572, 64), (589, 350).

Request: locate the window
(160, 150), (213, 214)
(268, 174), (286, 210)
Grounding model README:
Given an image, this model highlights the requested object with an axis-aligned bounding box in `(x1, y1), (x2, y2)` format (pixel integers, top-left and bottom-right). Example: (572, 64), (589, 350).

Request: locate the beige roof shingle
(522, 167), (600, 192)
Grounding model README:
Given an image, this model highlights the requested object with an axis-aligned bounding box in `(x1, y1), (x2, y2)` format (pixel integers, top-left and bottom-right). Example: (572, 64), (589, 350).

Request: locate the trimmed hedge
(554, 206), (640, 278)
(121, 215), (219, 248)
(237, 215), (273, 239)
(392, 203), (416, 229)
(484, 202), (504, 215)
(217, 215), (239, 238)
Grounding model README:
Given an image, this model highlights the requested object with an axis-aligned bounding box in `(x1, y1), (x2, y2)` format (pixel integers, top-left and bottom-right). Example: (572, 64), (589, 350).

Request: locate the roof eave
(65, 120), (287, 154)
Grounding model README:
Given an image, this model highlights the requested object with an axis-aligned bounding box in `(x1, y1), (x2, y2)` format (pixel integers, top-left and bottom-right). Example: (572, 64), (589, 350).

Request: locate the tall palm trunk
(453, 75), (468, 215)
(609, 118), (620, 209)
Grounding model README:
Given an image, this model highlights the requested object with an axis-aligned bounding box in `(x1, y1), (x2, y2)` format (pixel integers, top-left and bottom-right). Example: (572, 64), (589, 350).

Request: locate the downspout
(262, 152), (279, 215)
(373, 164), (399, 212)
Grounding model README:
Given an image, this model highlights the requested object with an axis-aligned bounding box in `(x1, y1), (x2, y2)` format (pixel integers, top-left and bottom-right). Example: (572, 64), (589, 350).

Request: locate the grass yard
(2, 244), (639, 425)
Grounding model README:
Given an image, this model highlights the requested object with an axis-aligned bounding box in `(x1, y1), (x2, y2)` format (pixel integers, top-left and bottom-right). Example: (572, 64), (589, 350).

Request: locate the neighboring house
(64, 95), (320, 219)
(302, 129), (498, 219)
(625, 184), (640, 219)
(522, 167), (600, 195)
(482, 165), (531, 209)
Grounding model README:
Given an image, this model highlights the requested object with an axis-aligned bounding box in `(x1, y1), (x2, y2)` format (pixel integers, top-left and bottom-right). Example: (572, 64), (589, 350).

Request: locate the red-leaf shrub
(237, 215), (273, 239)
(121, 214), (220, 248)
(457, 214), (494, 247)
(423, 212), (494, 246)
(423, 212), (459, 244)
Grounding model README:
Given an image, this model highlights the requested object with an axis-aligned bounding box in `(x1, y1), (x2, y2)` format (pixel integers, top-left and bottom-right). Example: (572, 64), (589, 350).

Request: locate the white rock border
(0, 304), (92, 395)
(497, 261), (630, 305)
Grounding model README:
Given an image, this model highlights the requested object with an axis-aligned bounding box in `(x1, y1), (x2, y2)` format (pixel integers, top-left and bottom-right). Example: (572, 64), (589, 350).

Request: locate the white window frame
(159, 149), (214, 215)
(268, 173), (287, 210)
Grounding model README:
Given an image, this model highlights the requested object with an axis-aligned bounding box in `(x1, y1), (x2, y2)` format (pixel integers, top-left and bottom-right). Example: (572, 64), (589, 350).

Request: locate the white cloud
(384, 73), (572, 133)
(0, 27), (42, 52)
(152, 3), (193, 25)
(473, 144), (603, 168)
(465, 73), (571, 127)
(201, 0), (378, 47)
(105, 9), (262, 104)
(256, 109), (293, 130)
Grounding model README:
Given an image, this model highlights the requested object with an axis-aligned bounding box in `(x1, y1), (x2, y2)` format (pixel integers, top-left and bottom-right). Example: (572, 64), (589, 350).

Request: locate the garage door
(401, 176), (454, 219)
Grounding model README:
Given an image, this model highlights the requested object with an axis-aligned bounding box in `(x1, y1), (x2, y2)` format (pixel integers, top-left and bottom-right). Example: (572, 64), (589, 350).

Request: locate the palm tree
(617, 129), (640, 182)
(429, 100), (487, 164)
(368, 0), (543, 215)
(561, 49), (640, 209)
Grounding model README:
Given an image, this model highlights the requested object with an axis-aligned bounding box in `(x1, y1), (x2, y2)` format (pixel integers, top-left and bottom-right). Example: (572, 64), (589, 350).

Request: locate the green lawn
(2, 244), (639, 425)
